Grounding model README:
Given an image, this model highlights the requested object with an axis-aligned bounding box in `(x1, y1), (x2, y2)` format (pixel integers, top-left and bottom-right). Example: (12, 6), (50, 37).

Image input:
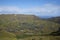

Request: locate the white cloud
(0, 6), (21, 12)
(0, 4), (60, 16)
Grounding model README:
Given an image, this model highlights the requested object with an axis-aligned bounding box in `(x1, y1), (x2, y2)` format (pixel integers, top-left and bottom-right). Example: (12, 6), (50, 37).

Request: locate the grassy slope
(47, 16), (60, 24)
(0, 30), (17, 40)
(18, 36), (60, 40)
(0, 14), (60, 39)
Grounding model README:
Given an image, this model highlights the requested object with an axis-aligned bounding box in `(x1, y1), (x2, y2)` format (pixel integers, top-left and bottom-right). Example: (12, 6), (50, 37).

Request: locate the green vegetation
(0, 14), (60, 40)
(0, 30), (17, 40)
(47, 16), (60, 24)
(18, 36), (60, 40)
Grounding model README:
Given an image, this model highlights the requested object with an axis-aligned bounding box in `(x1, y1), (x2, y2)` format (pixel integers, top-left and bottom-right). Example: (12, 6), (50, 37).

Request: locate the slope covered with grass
(0, 14), (60, 39)
(47, 16), (60, 24)
(0, 30), (17, 40)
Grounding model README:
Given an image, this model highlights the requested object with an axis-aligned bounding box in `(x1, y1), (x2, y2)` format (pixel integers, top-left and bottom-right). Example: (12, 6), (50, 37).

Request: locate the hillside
(47, 16), (60, 24)
(0, 30), (17, 40)
(0, 14), (60, 39)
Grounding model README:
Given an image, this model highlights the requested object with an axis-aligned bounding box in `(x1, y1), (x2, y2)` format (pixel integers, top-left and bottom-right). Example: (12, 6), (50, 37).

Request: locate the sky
(0, 0), (60, 17)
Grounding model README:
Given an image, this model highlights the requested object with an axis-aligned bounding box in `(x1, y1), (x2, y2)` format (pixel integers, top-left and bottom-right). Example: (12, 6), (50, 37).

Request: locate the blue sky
(0, 0), (60, 17)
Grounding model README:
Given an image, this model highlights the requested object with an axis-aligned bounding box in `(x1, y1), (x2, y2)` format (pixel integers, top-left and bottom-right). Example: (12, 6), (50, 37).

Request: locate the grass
(0, 30), (17, 40)
(18, 36), (60, 40)
(0, 14), (60, 40)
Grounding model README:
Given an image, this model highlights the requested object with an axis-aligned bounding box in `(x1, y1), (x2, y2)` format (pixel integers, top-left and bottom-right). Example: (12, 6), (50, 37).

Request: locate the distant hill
(47, 16), (60, 24)
(38, 16), (52, 19)
(0, 14), (60, 39)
